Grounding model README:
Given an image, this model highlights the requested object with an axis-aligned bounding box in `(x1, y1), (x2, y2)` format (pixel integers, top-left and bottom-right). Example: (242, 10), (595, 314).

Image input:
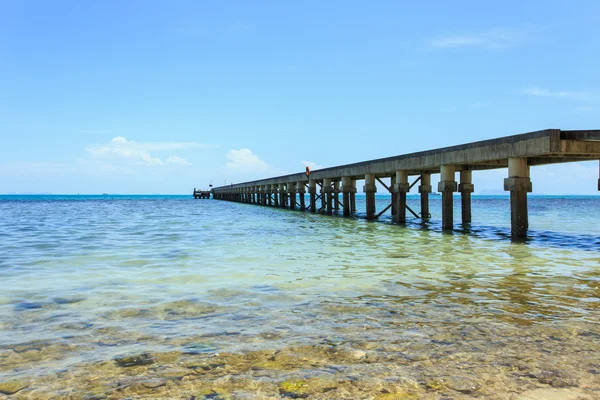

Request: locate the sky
(1, 0), (599, 194)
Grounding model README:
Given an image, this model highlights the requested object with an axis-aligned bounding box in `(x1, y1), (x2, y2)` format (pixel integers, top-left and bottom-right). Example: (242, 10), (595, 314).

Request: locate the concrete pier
(322, 178), (332, 214)
(308, 180), (316, 212)
(271, 184), (278, 207)
(350, 179), (357, 213)
(279, 183), (285, 207)
(438, 165), (457, 231)
(297, 182), (306, 211)
(288, 184), (296, 210)
(341, 176), (353, 216)
(364, 174), (377, 220)
(393, 171), (410, 223)
(419, 173), (431, 220)
(333, 181), (340, 211)
(459, 170), (474, 224)
(193, 188), (211, 199)
(211, 129), (600, 238)
(504, 158), (532, 238)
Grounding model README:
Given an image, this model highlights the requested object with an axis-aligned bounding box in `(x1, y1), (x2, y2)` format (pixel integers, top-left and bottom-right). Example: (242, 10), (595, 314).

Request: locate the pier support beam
(393, 171), (410, 223)
(288, 185), (296, 210)
(322, 178), (332, 214)
(297, 182), (306, 211)
(419, 173), (432, 220)
(438, 165), (457, 231)
(308, 180), (317, 212)
(364, 174), (377, 220)
(266, 186), (272, 206)
(504, 158), (532, 238)
(333, 181), (340, 211)
(272, 184), (279, 207)
(342, 176), (356, 216)
(351, 179), (357, 213)
(391, 175), (397, 217)
(279, 183), (286, 208)
(263, 187), (267, 205)
(459, 171), (474, 224)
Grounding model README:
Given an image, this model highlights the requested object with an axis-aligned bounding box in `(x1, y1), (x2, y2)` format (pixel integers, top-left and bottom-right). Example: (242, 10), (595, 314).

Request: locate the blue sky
(1, 0), (599, 194)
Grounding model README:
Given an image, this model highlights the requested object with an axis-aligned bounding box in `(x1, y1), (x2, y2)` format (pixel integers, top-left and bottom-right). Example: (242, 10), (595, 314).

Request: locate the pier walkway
(211, 129), (600, 238)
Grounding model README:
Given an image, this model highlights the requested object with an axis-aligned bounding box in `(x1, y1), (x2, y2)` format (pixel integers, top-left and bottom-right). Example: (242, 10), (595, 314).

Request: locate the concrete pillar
(350, 179), (357, 212)
(504, 158), (532, 238)
(322, 178), (332, 214)
(419, 173), (432, 220)
(263, 185), (269, 206)
(272, 184), (279, 207)
(266, 185), (272, 206)
(279, 183), (286, 208)
(364, 174), (377, 219)
(459, 171), (474, 224)
(393, 171), (410, 223)
(308, 180), (317, 212)
(390, 175), (397, 217)
(341, 176), (355, 216)
(297, 182), (306, 211)
(288, 184), (296, 210)
(333, 181), (340, 211)
(438, 165), (457, 231)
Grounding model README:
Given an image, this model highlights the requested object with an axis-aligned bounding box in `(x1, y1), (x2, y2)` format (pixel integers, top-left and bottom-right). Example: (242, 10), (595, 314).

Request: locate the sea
(0, 194), (599, 399)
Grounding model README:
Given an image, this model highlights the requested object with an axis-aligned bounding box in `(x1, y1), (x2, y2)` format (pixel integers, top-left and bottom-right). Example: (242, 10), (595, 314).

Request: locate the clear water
(0, 195), (599, 399)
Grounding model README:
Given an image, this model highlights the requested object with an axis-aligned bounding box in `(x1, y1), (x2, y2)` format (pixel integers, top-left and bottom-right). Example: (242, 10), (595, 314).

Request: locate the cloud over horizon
(85, 137), (214, 167)
(224, 148), (284, 180)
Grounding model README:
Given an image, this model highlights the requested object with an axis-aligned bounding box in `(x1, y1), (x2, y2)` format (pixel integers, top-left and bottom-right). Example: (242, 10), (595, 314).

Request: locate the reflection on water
(0, 195), (599, 399)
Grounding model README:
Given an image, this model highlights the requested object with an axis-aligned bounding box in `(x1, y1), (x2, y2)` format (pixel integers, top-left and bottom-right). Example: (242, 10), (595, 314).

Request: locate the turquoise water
(0, 195), (599, 399)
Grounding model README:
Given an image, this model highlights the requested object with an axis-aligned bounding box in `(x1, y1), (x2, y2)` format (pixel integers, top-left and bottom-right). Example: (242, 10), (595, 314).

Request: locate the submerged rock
(279, 379), (309, 398)
(445, 376), (480, 394)
(14, 302), (44, 311)
(53, 296), (86, 305)
(114, 353), (155, 367)
(141, 378), (166, 389)
(0, 380), (29, 395)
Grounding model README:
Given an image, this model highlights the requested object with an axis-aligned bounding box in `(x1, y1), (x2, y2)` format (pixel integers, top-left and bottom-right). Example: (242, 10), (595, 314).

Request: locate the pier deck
(211, 129), (600, 237)
(193, 189), (211, 199)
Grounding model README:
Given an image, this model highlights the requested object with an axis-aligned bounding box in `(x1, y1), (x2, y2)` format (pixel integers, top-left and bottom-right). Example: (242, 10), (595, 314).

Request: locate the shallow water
(0, 195), (599, 399)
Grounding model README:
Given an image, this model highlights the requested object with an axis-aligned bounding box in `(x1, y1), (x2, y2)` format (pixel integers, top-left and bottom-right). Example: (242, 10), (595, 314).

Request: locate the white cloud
(520, 86), (593, 102)
(224, 149), (286, 181)
(86, 137), (213, 167)
(428, 28), (523, 50)
(166, 156), (192, 166)
(302, 160), (324, 170)
(87, 137), (163, 165)
(226, 149), (270, 172)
